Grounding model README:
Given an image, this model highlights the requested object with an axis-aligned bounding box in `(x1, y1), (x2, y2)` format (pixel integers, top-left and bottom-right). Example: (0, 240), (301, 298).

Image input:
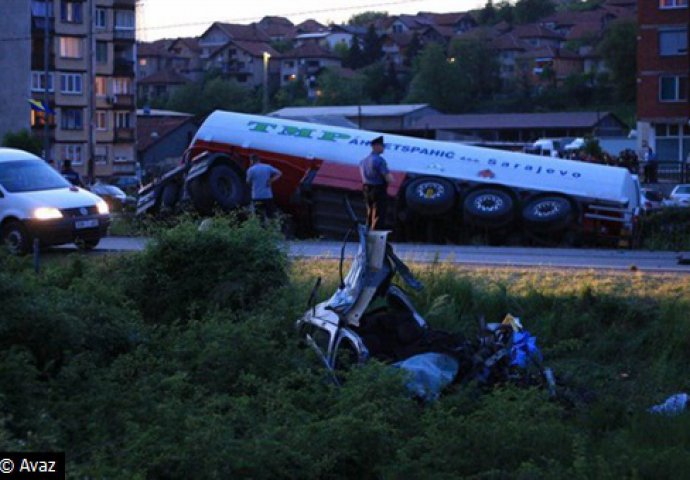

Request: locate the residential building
(279, 43), (341, 98)
(637, 0), (689, 163)
(205, 40), (278, 88)
(138, 70), (189, 103)
(257, 16), (295, 42)
(0, 0), (137, 178)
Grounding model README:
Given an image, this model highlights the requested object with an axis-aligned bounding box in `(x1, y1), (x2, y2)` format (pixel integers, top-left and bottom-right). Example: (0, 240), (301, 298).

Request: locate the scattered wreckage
(296, 202), (556, 401)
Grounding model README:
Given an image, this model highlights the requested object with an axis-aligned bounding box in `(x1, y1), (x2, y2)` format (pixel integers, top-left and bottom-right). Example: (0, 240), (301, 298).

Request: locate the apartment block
(0, 0), (137, 179)
(637, 0), (689, 162)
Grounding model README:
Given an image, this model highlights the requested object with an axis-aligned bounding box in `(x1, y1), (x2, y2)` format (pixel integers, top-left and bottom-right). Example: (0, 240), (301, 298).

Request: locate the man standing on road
(60, 159), (84, 187)
(246, 154), (282, 220)
(360, 136), (394, 230)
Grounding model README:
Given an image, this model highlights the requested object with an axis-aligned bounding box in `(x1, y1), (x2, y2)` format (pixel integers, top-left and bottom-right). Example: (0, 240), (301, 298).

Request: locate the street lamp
(263, 51), (271, 113)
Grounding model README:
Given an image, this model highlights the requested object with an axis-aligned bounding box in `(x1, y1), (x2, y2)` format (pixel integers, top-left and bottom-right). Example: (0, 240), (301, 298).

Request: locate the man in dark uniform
(359, 136), (393, 230)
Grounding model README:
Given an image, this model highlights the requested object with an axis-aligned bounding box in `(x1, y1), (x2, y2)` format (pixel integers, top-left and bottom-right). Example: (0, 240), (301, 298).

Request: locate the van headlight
(33, 207), (63, 220)
(96, 200), (109, 215)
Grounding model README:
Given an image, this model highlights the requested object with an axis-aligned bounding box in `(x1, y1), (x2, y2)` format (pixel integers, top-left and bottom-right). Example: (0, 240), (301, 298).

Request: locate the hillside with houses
(136, 0), (637, 119)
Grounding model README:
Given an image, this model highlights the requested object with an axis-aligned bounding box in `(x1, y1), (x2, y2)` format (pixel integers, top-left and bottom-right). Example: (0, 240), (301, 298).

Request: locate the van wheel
(2, 221), (31, 255)
(208, 165), (245, 211)
(523, 196), (573, 232)
(463, 189), (514, 227)
(405, 177), (455, 215)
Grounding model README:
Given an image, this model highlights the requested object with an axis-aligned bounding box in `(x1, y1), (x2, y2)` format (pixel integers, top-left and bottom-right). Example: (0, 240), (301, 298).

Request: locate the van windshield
(0, 160), (71, 193)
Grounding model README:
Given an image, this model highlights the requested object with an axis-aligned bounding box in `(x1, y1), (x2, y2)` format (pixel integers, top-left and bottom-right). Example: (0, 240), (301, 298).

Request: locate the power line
(0, 0), (423, 43)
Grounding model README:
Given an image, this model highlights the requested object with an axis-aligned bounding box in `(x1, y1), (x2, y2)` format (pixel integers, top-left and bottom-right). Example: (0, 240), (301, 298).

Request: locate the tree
(514, 0), (556, 24)
(404, 32), (422, 66)
(344, 39), (365, 69)
(2, 130), (42, 156)
(316, 68), (367, 105)
(165, 77), (261, 115)
(361, 61), (403, 103)
(405, 43), (472, 113)
(362, 24), (383, 66)
(270, 39), (294, 54)
(479, 0), (497, 25)
(496, 1), (514, 24)
(272, 79), (309, 109)
(348, 11), (388, 26)
(448, 37), (501, 101)
(598, 19), (637, 103)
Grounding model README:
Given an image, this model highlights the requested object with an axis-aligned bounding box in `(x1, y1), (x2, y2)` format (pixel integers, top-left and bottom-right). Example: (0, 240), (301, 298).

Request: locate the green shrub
(122, 216), (288, 324)
(642, 208), (690, 250)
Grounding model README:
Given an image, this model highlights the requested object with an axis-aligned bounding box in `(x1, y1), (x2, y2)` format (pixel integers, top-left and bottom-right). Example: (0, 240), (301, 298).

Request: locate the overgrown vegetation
(2, 217), (690, 478)
(642, 208), (690, 251)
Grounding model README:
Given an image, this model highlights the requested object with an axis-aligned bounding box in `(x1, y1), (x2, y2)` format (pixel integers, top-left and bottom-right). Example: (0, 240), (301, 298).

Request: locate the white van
(0, 148), (110, 254)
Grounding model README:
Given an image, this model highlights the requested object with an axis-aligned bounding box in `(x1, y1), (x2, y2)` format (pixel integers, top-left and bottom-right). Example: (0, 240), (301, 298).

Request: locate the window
(63, 144), (83, 165)
(31, 0), (54, 17)
(138, 58), (147, 66)
(60, 73), (82, 94)
(31, 71), (54, 92)
(115, 10), (135, 29)
(96, 111), (108, 130)
(31, 110), (54, 127)
(660, 76), (688, 102)
(61, 108), (83, 130)
(94, 145), (108, 165)
(95, 8), (106, 29)
(115, 111), (131, 129)
(112, 77), (131, 95)
(60, 1), (82, 23)
(59, 37), (83, 58)
(96, 41), (108, 63)
(94, 76), (107, 96)
(659, 29), (688, 55)
(660, 0), (688, 7)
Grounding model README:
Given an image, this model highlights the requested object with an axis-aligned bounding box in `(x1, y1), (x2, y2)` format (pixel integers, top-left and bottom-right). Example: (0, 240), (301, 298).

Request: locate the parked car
(89, 182), (135, 212)
(669, 184), (690, 207)
(109, 175), (141, 195)
(0, 148), (110, 254)
(640, 188), (665, 212)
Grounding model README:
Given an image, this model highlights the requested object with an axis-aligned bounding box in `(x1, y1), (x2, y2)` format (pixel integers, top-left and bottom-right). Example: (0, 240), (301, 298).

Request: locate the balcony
(114, 28), (136, 41)
(222, 63), (251, 74)
(113, 0), (136, 8)
(114, 58), (135, 76)
(31, 51), (55, 70)
(31, 17), (54, 33)
(114, 127), (135, 143)
(111, 94), (134, 108)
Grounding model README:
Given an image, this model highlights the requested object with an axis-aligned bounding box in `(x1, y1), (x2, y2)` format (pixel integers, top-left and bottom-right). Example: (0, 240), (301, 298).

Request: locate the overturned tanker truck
(137, 110), (642, 246)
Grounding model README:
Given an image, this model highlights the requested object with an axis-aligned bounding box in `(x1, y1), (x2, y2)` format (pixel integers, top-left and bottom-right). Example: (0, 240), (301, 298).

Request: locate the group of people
(560, 142), (660, 183)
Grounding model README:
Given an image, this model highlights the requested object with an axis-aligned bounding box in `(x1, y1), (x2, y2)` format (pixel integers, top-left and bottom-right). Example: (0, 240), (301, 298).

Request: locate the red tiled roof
(512, 24), (564, 40)
(230, 40), (279, 58)
(169, 37), (201, 54)
(214, 22), (271, 42)
(565, 22), (603, 41)
(259, 16), (294, 27)
(138, 70), (190, 85)
(281, 42), (339, 60)
(138, 39), (173, 57)
(428, 12), (476, 27)
(492, 33), (530, 51)
(137, 115), (195, 152)
(295, 19), (326, 33)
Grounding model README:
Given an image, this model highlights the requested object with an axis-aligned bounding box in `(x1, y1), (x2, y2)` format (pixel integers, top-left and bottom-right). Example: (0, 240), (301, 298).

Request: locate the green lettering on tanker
(318, 131), (351, 142)
(247, 121), (278, 133)
(279, 126), (316, 138)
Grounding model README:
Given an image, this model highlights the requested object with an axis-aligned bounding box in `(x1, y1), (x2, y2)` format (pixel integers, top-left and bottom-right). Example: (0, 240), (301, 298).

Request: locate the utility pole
(43, 0), (50, 163)
(87, 0), (96, 183)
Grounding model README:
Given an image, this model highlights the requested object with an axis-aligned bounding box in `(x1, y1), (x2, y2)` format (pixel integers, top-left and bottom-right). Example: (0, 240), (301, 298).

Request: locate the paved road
(52, 236), (690, 273)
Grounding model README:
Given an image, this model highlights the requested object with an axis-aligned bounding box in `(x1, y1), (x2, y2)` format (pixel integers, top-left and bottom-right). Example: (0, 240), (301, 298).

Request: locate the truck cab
(524, 139), (563, 158)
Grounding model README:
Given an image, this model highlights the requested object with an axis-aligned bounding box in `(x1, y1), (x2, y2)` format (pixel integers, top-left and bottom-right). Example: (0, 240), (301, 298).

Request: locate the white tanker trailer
(137, 110), (642, 246)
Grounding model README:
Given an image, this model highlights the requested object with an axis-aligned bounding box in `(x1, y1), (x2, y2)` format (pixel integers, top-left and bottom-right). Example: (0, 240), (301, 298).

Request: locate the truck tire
(208, 165), (245, 211)
(405, 177), (455, 215)
(522, 195), (573, 232)
(188, 176), (214, 215)
(2, 220), (31, 255)
(160, 183), (180, 210)
(463, 188), (514, 227)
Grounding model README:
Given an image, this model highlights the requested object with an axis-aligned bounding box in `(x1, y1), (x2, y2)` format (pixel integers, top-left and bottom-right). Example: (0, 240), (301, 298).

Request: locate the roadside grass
(2, 218), (690, 478)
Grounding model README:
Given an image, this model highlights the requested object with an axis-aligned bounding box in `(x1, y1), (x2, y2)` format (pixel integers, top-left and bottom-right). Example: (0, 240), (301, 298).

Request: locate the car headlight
(96, 200), (109, 215)
(33, 207), (63, 220)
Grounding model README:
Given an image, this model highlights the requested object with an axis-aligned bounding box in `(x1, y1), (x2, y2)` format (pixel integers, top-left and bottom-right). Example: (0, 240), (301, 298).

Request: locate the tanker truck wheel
(404, 177), (456, 216)
(522, 195), (573, 232)
(188, 177), (214, 215)
(463, 188), (514, 228)
(208, 165), (245, 211)
(160, 183), (180, 210)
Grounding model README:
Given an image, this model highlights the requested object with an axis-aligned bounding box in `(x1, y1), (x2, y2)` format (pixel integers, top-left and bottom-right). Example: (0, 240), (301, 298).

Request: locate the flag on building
(28, 99), (54, 115)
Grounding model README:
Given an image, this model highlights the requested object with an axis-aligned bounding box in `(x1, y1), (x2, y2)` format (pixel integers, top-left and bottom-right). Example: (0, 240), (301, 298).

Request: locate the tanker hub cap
(533, 200), (560, 218)
(415, 182), (445, 200)
(474, 194), (504, 212)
